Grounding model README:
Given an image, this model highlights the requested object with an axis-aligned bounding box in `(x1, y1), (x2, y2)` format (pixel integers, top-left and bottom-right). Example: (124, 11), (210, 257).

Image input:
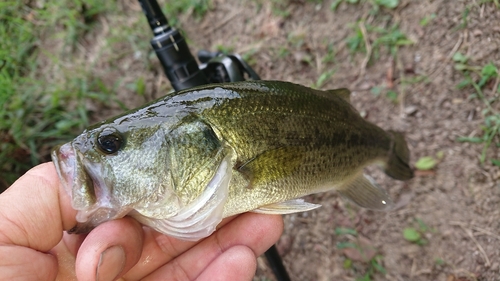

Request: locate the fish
(51, 80), (413, 241)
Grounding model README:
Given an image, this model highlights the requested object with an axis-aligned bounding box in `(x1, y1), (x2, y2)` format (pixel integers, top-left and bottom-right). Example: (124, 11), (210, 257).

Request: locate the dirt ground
(44, 0), (500, 280)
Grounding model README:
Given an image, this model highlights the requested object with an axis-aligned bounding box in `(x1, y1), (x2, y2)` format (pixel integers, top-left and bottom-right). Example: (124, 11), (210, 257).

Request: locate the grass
(453, 52), (500, 165)
(162, 0), (212, 26)
(370, 86), (399, 103)
(331, 0), (400, 13)
(330, 0), (414, 103)
(370, 73), (429, 103)
(353, 257), (386, 281)
(0, 1), (122, 189)
(268, 0), (292, 18)
(419, 13), (436, 27)
(439, 0), (500, 167)
(335, 227), (387, 281)
(455, 1), (499, 30)
(313, 43), (338, 89)
(403, 218), (435, 246)
(346, 22), (412, 63)
(1, 0), (208, 191)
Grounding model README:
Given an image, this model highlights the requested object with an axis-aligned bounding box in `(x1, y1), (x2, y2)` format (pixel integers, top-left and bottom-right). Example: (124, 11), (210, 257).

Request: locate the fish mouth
(52, 143), (127, 234)
(52, 143), (78, 201)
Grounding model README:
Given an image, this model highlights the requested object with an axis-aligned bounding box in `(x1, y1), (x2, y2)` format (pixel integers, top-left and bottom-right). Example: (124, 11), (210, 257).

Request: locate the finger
(196, 246), (257, 281)
(75, 217), (144, 281)
(120, 215), (241, 280)
(0, 163), (77, 280)
(118, 226), (193, 280)
(62, 232), (87, 257)
(0, 162), (77, 251)
(142, 213), (284, 281)
(0, 246), (58, 281)
(49, 237), (78, 280)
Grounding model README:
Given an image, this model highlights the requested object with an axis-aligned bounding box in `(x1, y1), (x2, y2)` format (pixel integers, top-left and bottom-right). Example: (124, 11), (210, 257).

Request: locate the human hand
(0, 163), (284, 281)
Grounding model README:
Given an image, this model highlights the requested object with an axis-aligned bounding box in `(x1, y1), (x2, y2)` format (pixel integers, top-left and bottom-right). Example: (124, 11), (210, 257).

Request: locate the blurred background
(1, 0), (499, 280)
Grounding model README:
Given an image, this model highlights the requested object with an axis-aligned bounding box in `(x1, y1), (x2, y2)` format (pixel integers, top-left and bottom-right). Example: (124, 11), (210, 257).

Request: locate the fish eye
(96, 128), (124, 154)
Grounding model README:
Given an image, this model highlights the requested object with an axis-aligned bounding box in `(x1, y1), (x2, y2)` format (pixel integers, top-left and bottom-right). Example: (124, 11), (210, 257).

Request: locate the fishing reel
(138, 0), (260, 92)
(198, 50), (261, 83)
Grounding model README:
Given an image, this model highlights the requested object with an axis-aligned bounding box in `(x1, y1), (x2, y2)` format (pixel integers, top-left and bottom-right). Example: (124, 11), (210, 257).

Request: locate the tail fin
(384, 131), (413, 180)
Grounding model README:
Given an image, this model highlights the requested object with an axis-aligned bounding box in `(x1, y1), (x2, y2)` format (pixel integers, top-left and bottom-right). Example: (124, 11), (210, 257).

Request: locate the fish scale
(52, 80), (413, 240)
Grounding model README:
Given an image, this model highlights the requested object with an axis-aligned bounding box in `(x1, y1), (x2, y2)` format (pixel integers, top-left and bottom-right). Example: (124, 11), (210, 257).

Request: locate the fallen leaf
(415, 156), (437, 170)
(393, 192), (414, 210)
(403, 227), (421, 242)
(342, 236), (377, 262)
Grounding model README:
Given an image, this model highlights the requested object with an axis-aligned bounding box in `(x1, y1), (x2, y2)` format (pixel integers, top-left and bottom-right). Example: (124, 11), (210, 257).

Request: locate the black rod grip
(138, 0), (169, 35)
(151, 29), (209, 91)
(139, 0), (209, 91)
(265, 245), (291, 281)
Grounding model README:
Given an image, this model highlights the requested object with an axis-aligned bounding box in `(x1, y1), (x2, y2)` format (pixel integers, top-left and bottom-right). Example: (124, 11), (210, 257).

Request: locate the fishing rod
(138, 0), (259, 89)
(137, 0), (291, 280)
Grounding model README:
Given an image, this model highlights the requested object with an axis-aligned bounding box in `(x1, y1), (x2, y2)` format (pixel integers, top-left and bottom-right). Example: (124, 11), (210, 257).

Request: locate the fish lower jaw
(73, 205), (132, 230)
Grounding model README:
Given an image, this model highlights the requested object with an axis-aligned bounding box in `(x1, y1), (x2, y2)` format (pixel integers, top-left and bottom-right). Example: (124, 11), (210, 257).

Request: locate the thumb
(0, 162), (77, 280)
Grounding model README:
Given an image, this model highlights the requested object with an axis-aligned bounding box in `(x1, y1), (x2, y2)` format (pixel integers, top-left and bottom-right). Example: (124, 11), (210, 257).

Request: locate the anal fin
(252, 199), (321, 215)
(337, 174), (393, 211)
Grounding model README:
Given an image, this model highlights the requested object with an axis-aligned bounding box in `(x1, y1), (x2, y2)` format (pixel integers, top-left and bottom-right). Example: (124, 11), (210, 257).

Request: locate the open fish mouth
(52, 143), (78, 200)
(52, 143), (127, 233)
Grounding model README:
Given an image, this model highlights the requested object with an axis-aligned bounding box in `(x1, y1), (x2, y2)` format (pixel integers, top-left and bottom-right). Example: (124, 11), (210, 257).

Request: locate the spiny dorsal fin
(327, 88), (351, 103)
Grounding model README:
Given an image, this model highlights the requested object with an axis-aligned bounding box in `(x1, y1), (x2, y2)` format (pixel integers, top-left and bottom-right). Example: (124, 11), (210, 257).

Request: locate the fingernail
(96, 245), (126, 281)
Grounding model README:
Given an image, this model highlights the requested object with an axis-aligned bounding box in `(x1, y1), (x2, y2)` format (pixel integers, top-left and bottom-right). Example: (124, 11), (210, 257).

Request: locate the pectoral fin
(337, 173), (393, 211)
(252, 199), (321, 215)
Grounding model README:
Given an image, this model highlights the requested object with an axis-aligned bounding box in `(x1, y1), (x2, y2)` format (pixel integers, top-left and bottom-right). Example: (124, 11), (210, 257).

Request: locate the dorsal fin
(327, 88), (351, 103)
(315, 88), (351, 103)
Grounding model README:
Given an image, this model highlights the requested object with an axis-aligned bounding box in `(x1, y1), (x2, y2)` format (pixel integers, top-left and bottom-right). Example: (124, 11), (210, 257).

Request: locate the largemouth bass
(52, 80), (413, 240)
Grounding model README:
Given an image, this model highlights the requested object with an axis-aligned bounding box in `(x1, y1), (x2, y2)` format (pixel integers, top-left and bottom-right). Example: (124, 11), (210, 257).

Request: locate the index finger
(142, 212), (284, 281)
(121, 213), (284, 280)
(0, 162), (77, 251)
